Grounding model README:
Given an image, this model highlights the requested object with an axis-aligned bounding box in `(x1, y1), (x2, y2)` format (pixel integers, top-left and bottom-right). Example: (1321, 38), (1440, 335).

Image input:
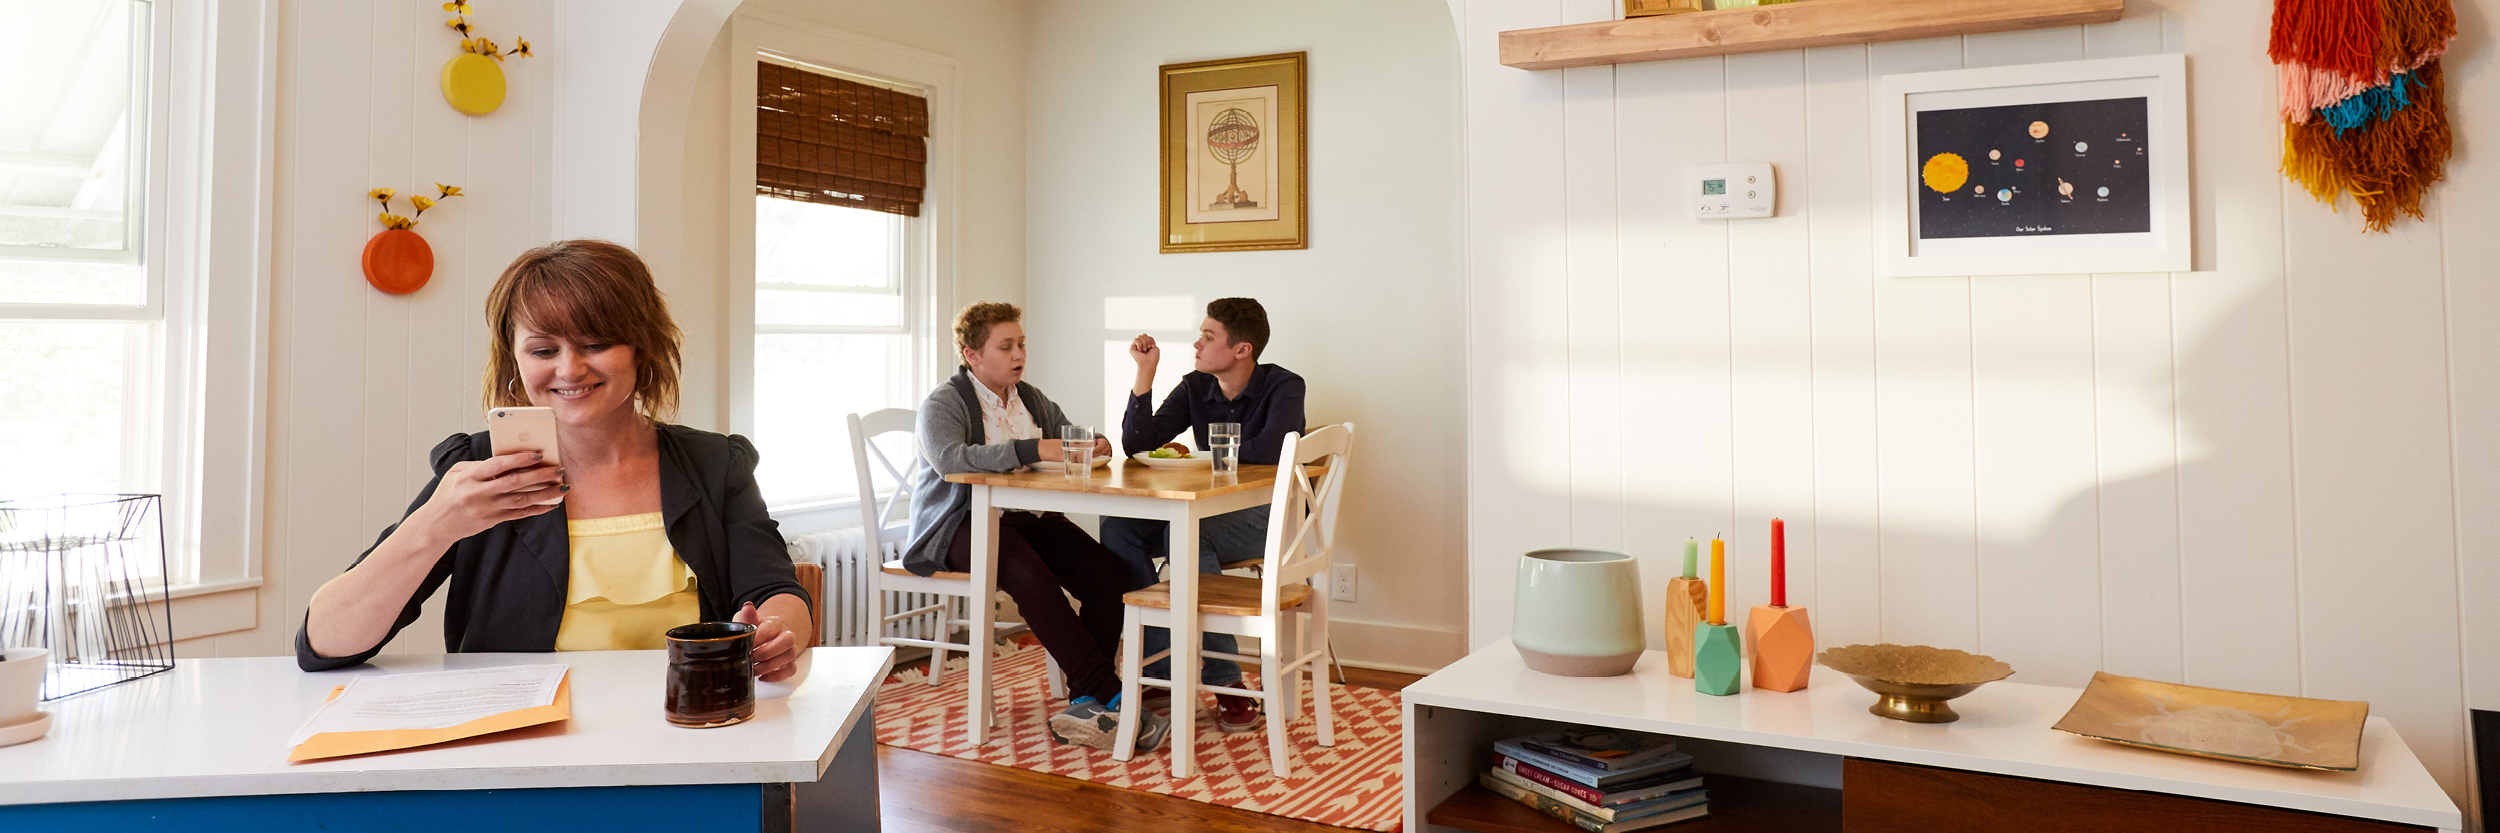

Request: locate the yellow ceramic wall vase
(439, 2), (531, 117)
(441, 52), (507, 116)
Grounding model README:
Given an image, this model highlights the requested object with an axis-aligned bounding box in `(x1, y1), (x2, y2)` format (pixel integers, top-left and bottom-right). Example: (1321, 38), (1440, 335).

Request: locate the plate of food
(1027, 455), (1112, 472)
(1131, 448), (1212, 469)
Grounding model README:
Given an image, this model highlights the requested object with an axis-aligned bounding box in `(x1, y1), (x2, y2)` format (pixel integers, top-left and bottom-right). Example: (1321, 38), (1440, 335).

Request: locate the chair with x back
(849, 410), (1062, 710)
(1112, 423), (1354, 777)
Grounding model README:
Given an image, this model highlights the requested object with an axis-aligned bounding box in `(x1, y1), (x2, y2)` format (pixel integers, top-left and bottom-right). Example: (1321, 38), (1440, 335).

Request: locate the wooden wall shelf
(1497, 0), (2126, 70)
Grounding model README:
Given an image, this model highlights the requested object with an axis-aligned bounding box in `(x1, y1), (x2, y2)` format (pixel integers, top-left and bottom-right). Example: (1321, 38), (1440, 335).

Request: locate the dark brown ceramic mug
(664, 621), (756, 727)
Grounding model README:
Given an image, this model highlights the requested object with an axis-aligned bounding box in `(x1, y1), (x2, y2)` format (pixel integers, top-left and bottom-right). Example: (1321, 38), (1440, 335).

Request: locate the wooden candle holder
(1663, 577), (1707, 678)
(1694, 622), (1742, 696)
(1746, 605), (1814, 693)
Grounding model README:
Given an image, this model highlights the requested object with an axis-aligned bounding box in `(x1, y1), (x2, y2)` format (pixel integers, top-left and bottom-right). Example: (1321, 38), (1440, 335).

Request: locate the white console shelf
(1402, 640), (2462, 833)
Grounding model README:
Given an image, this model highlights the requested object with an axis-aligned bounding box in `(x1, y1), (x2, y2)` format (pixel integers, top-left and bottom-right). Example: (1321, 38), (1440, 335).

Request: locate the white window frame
(0, 1), (278, 639)
(726, 11), (956, 535)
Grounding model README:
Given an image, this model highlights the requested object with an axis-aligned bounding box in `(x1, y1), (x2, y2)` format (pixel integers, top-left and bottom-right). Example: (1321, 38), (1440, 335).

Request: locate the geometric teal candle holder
(1694, 622), (1742, 696)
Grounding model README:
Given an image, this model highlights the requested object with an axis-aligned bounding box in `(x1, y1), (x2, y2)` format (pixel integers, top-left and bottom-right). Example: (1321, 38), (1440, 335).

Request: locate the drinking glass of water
(1060, 425), (1095, 480)
(1208, 422), (1242, 475)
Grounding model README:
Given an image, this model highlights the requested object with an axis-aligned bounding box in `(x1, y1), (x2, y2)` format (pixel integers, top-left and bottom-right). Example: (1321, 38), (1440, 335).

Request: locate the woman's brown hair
(481, 239), (684, 422)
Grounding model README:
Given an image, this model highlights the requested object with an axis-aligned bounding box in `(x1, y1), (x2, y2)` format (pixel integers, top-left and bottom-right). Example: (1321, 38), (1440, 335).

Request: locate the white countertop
(1406, 640), (2460, 830)
(0, 646), (894, 806)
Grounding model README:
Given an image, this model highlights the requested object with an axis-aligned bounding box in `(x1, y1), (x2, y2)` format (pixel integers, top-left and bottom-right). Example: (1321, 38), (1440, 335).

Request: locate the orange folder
(288, 672), (572, 762)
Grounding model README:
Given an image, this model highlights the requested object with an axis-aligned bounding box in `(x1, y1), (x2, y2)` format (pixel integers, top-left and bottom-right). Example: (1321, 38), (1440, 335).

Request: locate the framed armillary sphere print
(1160, 52), (1307, 253)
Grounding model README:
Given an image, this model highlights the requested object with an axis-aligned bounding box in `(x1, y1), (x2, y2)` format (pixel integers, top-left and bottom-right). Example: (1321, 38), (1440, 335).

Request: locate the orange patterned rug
(874, 638), (1405, 831)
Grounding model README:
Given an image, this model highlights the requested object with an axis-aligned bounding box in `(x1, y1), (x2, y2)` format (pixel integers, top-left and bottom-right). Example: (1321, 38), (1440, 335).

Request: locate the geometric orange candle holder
(1663, 576), (1707, 678)
(1746, 604), (1813, 693)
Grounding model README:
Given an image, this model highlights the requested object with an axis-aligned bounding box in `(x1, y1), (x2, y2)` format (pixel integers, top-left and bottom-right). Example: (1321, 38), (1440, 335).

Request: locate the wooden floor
(877, 665), (1424, 833)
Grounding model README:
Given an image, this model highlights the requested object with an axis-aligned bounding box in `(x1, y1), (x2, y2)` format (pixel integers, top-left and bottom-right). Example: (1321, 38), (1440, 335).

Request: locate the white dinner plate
(1027, 456), (1112, 472)
(1131, 452), (1212, 469)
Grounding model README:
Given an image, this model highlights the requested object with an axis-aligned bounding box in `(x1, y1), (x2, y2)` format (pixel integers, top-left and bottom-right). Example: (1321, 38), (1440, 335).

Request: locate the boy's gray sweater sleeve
(916, 385), (1041, 473)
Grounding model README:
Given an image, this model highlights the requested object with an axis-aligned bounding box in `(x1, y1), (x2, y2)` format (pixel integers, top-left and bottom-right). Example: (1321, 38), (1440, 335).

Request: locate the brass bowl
(1815, 643), (2014, 724)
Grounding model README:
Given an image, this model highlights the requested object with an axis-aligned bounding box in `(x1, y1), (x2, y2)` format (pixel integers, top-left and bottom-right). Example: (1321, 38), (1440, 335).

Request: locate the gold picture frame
(1160, 52), (1306, 254)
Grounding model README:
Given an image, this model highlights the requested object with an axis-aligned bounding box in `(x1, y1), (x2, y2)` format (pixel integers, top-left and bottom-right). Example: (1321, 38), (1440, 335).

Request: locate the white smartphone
(486, 407), (565, 505)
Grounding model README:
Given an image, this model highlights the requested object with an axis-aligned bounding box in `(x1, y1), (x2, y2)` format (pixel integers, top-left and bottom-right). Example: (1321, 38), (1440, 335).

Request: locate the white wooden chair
(1113, 423), (1353, 777)
(849, 410), (1063, 709)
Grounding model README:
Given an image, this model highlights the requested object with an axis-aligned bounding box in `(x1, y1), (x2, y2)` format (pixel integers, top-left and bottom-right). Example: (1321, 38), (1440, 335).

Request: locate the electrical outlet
(1331, 564), (1358, 602)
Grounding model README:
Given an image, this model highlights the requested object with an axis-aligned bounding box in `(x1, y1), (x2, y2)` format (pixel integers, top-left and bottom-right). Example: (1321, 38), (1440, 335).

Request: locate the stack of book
(1476, 729), (1709, 832)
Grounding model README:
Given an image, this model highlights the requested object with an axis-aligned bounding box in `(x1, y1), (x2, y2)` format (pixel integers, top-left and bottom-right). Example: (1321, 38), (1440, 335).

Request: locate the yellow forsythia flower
(443, 2), (472, 14)
(513, 37), (531, 57)
(460, 38), (477, 53)
(380, 212), (419, 229)
(478, 38), (499, 57)
(410, 195), (435, 211)
(368, 187), (395, 202)
(437, 183), (463, 198)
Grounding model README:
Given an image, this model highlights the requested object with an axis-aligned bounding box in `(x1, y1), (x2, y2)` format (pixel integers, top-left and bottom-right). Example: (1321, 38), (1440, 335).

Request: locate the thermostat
(1688, 162), (1776, 220)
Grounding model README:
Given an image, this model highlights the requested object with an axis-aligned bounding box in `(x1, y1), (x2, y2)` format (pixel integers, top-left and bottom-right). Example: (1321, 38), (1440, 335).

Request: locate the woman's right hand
(412, 452), (566, 541)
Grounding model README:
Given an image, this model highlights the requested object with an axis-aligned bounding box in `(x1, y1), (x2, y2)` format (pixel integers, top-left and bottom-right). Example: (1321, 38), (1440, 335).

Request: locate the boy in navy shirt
(1108, 297), (1306, 733)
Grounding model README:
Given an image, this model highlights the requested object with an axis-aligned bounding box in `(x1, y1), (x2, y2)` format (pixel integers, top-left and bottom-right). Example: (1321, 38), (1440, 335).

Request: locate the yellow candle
(1709, 536), (1725, 624)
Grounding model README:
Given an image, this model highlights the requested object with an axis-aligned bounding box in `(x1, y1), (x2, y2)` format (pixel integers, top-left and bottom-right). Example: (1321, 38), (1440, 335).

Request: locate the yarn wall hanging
(2269, 0), (2456, 232)
(364, 185), (462, 295)
(440, 2), (533, 116)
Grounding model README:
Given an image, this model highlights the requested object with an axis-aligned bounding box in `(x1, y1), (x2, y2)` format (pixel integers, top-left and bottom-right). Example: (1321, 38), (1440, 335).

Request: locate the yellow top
(553, 513), (698, 651)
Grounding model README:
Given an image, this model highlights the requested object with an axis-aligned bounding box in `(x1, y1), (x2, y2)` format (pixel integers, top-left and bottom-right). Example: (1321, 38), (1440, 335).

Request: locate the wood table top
(944, 459), (1306, 500)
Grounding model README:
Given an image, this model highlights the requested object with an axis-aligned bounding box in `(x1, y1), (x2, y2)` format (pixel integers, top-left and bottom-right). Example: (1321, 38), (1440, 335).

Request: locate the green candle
(1682, 538), (1698, 579)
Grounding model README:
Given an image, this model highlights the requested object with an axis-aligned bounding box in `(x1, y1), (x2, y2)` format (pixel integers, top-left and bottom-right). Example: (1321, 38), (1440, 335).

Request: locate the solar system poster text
(1914, 97), (2152, 239)
(1186, 85), (1281, 225)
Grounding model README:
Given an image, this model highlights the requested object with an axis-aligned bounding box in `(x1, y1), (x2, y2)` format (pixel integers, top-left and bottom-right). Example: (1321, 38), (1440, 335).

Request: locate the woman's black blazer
(296, 423), (811, 671)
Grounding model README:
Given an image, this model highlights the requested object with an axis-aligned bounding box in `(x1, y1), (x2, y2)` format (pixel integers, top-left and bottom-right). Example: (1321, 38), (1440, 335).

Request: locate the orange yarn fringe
(2273, 0), (2454, 232)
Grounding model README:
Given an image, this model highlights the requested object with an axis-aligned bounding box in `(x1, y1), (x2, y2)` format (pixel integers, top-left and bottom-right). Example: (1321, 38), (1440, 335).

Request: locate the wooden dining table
(943, 458), (1298, 776)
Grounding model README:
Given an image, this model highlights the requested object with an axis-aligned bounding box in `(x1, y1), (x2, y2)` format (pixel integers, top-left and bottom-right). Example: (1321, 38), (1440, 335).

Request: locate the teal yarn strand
(2318, 72), (2418, 135)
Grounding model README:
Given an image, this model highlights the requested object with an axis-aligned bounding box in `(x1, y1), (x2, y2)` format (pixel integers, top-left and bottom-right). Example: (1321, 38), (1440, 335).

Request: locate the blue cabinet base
(0, 783), (763, 832)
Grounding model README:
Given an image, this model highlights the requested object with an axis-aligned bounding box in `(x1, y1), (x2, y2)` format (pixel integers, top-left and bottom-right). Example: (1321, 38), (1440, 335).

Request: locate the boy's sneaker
(1047, 696), (1169, 752)
(1215, 692), (1263, 734)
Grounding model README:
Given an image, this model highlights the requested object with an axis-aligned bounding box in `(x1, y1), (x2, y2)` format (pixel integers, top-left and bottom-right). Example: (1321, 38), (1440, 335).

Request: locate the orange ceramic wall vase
(363, 228), (434, 295)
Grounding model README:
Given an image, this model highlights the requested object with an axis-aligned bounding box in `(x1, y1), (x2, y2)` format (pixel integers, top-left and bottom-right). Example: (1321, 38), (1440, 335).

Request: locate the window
(748, 59), (933, 509)
(750, 196), (917, 504)
(0, 0), (172, 580)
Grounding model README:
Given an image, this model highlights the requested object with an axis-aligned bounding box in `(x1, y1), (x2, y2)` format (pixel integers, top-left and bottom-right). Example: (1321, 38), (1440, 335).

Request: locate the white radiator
(786, 527), (945, 648)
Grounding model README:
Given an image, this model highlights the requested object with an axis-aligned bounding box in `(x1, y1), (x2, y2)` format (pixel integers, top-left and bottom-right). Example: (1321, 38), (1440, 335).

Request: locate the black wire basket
(0, 494), (175, 700)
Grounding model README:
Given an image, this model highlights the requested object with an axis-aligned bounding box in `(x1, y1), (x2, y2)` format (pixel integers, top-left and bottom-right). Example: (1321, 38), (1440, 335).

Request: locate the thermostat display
(1688, 162), (1776, 220)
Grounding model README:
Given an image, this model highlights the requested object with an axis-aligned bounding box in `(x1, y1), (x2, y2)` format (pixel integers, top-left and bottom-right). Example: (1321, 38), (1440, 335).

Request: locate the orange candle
(1709, 536), (1725, 625)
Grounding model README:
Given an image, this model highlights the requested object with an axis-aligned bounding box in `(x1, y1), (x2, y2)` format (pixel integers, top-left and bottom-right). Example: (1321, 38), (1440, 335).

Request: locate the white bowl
(1131, 452), (1212, 469)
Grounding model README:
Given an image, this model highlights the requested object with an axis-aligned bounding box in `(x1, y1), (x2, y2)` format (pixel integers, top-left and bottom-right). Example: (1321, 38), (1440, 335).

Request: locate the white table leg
(967, 486), (997, 745)
(1168, 501), (1200, 778)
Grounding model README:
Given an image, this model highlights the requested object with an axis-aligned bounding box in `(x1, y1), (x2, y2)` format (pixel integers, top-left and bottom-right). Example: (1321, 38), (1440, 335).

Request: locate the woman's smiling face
(514, 317), (639, 426)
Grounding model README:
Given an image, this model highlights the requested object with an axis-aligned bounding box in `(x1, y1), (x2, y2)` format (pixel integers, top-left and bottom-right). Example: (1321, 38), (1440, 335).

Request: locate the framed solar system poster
(1161, 53), (1306, 253)
(1875, 54), (2189, 277)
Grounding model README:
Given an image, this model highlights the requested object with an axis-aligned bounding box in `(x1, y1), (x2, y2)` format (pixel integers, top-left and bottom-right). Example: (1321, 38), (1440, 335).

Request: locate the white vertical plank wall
(230, 0), (558, 659)
(1455, 0), (2493, 811)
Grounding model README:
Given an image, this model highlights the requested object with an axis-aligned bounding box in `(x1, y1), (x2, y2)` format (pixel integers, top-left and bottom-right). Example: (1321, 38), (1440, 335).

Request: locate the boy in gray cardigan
(902, 302), (1167, 752)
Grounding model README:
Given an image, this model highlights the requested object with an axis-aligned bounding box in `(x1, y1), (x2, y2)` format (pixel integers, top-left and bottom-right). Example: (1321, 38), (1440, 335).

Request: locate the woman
(903, 302), (1167, 752)
(298, 240), (813, 681)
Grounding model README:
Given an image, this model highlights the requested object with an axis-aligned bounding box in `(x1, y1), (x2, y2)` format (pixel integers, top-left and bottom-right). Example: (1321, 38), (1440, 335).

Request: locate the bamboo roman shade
(756, 62), (928, 217)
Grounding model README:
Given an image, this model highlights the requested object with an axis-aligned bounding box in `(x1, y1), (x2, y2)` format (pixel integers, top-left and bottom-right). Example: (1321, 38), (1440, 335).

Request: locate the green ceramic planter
(1512, 548), (1645, 676)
